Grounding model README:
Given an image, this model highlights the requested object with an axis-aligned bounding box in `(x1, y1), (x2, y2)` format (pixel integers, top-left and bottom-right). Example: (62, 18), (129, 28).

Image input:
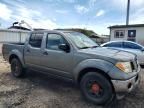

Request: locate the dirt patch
(0, 56), (144, 108)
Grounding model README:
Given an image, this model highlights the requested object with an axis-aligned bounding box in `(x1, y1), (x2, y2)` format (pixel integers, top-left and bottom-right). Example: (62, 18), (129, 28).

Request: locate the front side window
(46, 33), (67, 50)
(105, 42), (122, 48)
(65, 32), (98, 49)
(114, 30), (125, 38)
(29, 33), (43, 48)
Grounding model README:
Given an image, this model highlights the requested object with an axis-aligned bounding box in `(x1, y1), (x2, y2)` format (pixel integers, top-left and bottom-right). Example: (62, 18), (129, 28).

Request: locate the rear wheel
(80, 72), (114, 105)
(11, 58), (25, 78)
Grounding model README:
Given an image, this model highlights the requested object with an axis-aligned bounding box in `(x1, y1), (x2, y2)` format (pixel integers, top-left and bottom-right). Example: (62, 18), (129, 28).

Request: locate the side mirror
(59, 44), (70, 52)
(141, 48), (144, 51)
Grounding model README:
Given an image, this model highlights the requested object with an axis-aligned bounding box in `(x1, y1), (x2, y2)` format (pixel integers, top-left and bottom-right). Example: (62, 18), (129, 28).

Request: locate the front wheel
(11, 58), (26, 78)
(80, 72), (114, 105)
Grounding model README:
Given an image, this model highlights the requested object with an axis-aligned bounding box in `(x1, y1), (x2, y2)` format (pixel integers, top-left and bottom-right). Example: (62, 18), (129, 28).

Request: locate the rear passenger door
(24, 33), (44, 68)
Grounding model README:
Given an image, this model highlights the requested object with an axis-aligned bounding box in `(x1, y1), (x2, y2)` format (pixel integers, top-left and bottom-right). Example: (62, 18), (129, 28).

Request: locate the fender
(73, 59), (114, 81)
(9, 49), (25, 67)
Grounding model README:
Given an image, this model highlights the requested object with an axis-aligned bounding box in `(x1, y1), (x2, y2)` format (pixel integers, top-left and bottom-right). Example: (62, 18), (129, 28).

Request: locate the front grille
(130, 62), (135, 71)
(130, 60), (138, 72)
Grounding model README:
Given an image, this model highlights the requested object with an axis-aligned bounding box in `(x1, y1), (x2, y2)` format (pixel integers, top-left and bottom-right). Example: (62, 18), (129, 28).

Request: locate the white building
(90, 34), (109, 45)
(109, 24), (144, 45)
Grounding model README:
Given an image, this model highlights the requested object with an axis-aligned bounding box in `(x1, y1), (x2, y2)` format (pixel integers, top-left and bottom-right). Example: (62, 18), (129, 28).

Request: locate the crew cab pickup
(2, 30), (141, 105)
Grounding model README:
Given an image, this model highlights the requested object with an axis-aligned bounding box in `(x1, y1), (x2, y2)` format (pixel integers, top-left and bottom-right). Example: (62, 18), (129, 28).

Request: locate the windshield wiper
(91, 46), (98, 48)
(80, 46), (91, 49)
(80, 46), (98, 49)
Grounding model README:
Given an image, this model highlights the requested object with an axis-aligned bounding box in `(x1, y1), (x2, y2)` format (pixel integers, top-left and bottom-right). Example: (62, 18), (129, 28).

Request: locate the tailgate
(2, 44), (12, 61)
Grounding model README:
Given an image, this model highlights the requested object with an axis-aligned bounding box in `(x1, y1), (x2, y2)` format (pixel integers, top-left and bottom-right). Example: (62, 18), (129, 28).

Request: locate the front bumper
(111, 67), (141, 99)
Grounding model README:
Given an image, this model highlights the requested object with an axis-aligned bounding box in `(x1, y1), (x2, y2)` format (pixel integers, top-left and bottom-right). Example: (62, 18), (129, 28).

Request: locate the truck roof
(31, 30), (77, 34)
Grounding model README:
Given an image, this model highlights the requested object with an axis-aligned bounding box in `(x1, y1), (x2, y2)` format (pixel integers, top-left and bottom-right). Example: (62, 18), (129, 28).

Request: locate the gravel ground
(0, 56), (144, 108)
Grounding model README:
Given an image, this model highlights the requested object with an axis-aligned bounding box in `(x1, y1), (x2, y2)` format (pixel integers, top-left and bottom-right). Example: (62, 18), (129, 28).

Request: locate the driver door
(41, 33), (74, 78)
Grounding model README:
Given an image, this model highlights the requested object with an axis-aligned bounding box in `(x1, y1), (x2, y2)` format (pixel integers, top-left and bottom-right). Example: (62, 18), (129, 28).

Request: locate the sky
(0, 0), (144, 35)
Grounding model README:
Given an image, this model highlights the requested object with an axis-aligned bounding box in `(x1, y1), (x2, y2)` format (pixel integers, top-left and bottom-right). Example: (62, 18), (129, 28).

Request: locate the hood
(79, 47), (136, 62)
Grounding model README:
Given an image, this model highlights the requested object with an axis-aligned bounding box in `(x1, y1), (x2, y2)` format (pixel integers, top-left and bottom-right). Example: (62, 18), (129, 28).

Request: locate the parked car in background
(101, 41), (144, 66)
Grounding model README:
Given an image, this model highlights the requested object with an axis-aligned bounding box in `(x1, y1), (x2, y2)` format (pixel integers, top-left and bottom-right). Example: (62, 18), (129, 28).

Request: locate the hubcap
(91, 83), (100, 93)
(86, 80), (104, 97)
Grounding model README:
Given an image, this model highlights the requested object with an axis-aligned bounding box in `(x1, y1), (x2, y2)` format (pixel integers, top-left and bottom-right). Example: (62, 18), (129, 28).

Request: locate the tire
(80, 72), (114, 105)
(11, 58), (25, 78)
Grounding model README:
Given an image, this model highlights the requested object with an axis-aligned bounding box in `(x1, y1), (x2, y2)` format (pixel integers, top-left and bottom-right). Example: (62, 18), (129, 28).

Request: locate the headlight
(116, 62), (132, 73)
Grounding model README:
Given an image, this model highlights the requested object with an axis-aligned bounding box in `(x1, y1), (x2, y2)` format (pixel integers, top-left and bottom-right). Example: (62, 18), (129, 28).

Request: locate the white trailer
(0, 29), (29, 43)
(0, 29), (29, 54)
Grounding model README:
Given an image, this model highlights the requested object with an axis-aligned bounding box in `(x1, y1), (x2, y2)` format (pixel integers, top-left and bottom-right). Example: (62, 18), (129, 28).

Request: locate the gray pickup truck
(2, 30), (140, 105)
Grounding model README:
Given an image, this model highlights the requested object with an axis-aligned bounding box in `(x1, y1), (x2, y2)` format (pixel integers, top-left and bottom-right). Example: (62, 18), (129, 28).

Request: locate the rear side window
(123, 42), (142, 49)
(104, 42), (122, 48)
(29, 33), (43, 48)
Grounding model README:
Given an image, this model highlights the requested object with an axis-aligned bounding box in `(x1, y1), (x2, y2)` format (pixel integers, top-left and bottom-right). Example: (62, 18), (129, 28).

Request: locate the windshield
(65, 32), (99, 49)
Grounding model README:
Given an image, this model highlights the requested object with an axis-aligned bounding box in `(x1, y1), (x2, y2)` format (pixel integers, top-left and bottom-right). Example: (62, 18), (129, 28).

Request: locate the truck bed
(2, 43), (24, 62)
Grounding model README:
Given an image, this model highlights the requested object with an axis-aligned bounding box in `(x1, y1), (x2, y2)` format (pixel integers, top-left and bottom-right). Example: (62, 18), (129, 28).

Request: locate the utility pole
(126, 0), (130, 25)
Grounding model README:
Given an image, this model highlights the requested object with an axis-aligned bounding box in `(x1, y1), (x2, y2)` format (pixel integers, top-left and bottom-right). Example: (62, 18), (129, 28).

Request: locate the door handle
(43, 51), (48, 55)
